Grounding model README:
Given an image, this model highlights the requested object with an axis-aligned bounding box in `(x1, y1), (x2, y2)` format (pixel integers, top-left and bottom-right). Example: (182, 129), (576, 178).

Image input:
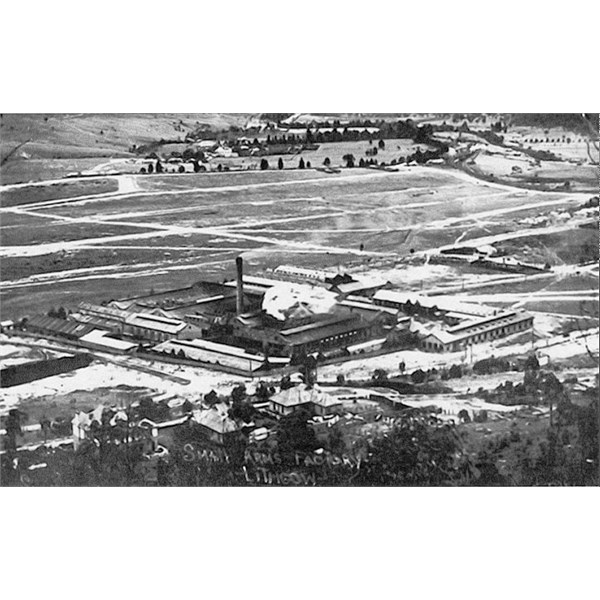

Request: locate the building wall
(421, 315), (534, 352)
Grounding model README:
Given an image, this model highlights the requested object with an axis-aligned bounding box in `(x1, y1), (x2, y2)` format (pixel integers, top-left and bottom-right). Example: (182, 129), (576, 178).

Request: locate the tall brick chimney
(235, 256), (244, 315)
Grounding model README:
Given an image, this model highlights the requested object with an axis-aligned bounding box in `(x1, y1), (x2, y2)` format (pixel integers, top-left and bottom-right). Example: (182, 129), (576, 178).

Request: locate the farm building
(420, 310), (534, 352)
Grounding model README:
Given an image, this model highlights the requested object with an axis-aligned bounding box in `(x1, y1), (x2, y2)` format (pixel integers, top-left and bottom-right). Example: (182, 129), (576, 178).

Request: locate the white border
(1, 2), (598, 599)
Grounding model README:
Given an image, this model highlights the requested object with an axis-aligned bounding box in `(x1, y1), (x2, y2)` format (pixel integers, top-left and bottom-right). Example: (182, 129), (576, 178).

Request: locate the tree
(147, 163), (154, 174)
(342, 153), (355, 168)
(156, 159), (163, 173)
(372, 369), (388, 382)
(411, 369), (426, 384)
(277, 408), (318, 456)
(524, 354), (540, 371)
(278, 157), (284, 170)
(323, 157), (331, 167)
(378, 139), (385, 149)
(448, 364), (463, 379)
(457, 409), (471, 423)
(230, 385), (247, 404)
(306, 161), (311, 168)
(279, 375), (295, 390)
(298, 157), (305, 169)
(204, 390), (219, 406)
(260, 158), (269, 170)
(4, 409), (24, 455)
(355, 415), (468, 486)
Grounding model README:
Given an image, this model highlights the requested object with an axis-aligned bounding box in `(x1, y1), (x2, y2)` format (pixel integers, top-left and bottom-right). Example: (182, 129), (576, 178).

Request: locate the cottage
(192, 405), (240, 444)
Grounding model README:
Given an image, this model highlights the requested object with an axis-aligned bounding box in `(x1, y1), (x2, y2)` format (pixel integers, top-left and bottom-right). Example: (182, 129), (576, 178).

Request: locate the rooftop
(26, 316), (96, 339)
(80, 329), (138, 352)
(193, 406), (239, 434)
(125, 313), (186, 334)
(270, 384), (341, 408)
(374, 290), (492, 317)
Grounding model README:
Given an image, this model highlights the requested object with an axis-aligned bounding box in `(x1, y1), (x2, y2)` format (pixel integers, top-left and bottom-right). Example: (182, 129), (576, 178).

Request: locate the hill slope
(0, 113), (253, 160)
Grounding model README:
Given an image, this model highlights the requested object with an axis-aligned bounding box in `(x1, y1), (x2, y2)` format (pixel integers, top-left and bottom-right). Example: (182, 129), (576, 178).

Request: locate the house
(0, 320), (15, 334)
(269, 384), (342, 417)
(138, 415), (190, 451)
(192, 405), (240, 444)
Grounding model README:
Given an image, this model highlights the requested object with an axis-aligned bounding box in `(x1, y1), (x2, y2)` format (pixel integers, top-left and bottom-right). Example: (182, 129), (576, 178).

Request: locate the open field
(0, 164), (595, 321)
(0, 178), (118, 207)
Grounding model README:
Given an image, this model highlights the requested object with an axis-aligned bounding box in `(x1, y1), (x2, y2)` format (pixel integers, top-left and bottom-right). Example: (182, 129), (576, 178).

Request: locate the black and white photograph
(1, 4), (598, 600)
(1, 111), (597, 488)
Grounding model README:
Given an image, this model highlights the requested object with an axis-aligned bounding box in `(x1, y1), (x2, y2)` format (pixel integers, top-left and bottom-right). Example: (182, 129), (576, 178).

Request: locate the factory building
(420, 310), (534, 352)
(151, 338), (288, 372)
(230, 311), (386, 361)
(25, 316), (96, 341)
(72, 303), (131, 334)
(373, 289), (493, 324)
(123, 313), (203, 343)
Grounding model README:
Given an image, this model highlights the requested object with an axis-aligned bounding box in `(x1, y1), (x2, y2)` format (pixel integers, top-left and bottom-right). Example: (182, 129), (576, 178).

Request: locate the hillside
(0, 113), (252, 161)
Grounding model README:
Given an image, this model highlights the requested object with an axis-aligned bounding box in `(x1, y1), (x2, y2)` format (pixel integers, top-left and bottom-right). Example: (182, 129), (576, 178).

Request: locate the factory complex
(15, 257), (534, 376)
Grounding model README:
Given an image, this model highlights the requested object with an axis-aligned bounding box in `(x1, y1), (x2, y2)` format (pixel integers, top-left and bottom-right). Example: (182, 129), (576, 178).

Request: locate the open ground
(1, 165), (596, 322)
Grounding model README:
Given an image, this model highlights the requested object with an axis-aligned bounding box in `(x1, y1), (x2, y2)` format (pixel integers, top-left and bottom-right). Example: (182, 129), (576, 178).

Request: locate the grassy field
(0, 178), (118, 207)
(0, 165), (593, 320)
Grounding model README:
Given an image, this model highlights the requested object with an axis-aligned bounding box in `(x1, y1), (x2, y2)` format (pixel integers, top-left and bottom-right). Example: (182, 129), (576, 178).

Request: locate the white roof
(125, 313), (186, 334)
(270, 384), (341, 408)
(156, 338), (266, 361)
(346, 338), (387, 353)
(274, 265), (337, 280)
(224, 275), (282, 289)
(80, 329), (137, 351)
(374, 290), (492, 317)
(193, 406), (239, 434)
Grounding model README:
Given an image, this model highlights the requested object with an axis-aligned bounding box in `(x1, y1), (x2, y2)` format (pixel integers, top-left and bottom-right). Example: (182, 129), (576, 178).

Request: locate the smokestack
(235, 256), (244, 315)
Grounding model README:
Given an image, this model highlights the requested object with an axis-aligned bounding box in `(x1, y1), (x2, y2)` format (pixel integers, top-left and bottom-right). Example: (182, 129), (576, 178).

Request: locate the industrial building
(123, 313), (202, 343)
(373, 289), (494, 325)
(420, 310), (534, 352)
(25, 316), (96, 341)
(151, 338), (288, 372)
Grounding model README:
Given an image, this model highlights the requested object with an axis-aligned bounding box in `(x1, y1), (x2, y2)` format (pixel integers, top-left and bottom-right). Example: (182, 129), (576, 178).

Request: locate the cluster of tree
(580, 195), (599, 209)
(47, 306), (68, 319)
(472, 356), (511, 375)
(262, 119), (440, 147)
(353, 414), (472, 486)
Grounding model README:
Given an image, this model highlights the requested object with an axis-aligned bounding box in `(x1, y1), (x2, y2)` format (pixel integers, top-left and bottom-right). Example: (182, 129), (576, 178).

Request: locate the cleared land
(1, 164), (594, 322)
